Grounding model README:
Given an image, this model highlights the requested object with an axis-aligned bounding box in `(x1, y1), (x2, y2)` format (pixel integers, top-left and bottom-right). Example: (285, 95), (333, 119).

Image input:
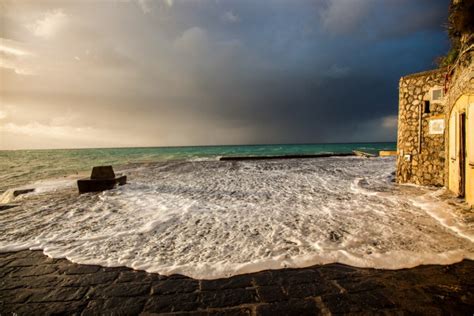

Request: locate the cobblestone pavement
(0, 250), (473, 315)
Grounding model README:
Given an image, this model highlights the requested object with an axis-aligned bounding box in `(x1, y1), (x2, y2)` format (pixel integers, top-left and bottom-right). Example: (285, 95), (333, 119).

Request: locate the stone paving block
(166, 274), (189, 279)
(321, 293), (365, 314)
(7, 257), (47, 267)
(27, 286), (88, 303)
(0, 257), (14, 268)
(322, 291), (395, 314)
(0, 252), (12, 259)
(317, 264), (368, 280)
(335, 277), (385, 294)
(116, 270), (161, 283)
(285, 283), (319, 299)
(57, 263), (101, 275)
(60, 271), (118, 287)
(141, 312), (207, 316)
(27, 250), (52, 259)
(151, 278), (199, 295)
(351, 290), (396, 310)
(20, 275), (63, 288)
(252, 271), (280, 287)
(143, 292), (200, 313)
(0, 288), (34, 304)
(285, 281), (339, 299)
(207, 307), (254, 316)
(0, 266), (17, 278)
(9, 264), (57, 277)
(256, 285), (287, 303)
(201, 274), (254, 291)
(255, 298), (320, 316)
(200, 288), (258, 308)
(1, 251), (474, 315)
(6, 250), (34, 259)
(450, 261), (474, 285)
(398, 269), (460, 287)
(0, 276), (32, 290)
(82, 297), (147, 315)
(1, 301), (87, 315)
(420, 285), (474, 315)
(89, 282), (150, 298)
(100, 266), (131, 273)
(279, 269), (321, 285)
(460, 290), (474, 305)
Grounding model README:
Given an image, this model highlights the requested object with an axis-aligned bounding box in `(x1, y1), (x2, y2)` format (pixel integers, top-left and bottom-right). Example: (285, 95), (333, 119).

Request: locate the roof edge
(400, 67), (448, 80)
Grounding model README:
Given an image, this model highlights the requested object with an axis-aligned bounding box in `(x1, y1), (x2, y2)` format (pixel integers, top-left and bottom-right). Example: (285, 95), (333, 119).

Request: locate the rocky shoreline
(1, 250), (473, 315)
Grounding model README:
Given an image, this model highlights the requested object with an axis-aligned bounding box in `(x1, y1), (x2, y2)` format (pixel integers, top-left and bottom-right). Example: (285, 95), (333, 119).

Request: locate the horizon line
(0, 141), (397, 152)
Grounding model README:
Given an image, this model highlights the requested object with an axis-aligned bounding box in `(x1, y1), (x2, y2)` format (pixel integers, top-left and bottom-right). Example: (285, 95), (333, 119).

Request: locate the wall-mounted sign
(429, 118), (445, 135)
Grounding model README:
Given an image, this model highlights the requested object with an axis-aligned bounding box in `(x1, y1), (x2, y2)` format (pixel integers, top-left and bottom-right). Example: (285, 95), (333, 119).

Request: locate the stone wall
(396, 69), (447, 186)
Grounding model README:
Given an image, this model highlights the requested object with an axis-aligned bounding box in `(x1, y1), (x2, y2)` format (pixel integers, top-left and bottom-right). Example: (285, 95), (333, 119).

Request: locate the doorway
(459, 112), (466, 197)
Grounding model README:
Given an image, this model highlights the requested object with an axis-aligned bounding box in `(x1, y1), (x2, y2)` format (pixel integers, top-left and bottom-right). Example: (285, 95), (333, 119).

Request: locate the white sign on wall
(429, 118), (445, 135)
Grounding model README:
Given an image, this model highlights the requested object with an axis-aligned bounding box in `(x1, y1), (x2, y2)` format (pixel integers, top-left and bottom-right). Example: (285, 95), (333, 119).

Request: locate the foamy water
(0, 157), (473, 279)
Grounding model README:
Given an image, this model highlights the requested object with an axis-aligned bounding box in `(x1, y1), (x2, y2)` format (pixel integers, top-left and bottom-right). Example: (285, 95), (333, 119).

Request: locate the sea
(0, 142), (396, 193)
(1, 141), (473, 279)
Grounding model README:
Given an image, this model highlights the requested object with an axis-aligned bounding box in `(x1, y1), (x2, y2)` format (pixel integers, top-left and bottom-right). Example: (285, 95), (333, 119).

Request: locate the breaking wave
(0, 157), (473, 279)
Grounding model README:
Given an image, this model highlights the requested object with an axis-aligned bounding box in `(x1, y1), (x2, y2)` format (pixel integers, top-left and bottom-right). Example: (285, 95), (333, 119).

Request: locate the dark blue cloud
(1, 0), (451, 147)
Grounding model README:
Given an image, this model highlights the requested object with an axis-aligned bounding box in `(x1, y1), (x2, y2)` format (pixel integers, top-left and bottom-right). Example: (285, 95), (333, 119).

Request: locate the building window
(431, 88), (444, 102)
(424, 101), (431, 114)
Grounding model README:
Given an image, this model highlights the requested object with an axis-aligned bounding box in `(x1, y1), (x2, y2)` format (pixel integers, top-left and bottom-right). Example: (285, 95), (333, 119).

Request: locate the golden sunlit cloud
(0, 38), (36, 75)
(26, 9), (68, 39)
(0, 39), (32, 56)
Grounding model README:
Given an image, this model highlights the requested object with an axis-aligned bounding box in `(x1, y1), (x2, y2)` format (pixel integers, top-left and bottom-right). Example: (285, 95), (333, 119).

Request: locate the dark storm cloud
(0, 0), (450, 149)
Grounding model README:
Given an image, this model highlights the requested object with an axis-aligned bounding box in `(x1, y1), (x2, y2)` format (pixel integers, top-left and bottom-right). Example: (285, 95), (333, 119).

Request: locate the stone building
(396, 0), (474, 205)
(396, 69), (447, 186)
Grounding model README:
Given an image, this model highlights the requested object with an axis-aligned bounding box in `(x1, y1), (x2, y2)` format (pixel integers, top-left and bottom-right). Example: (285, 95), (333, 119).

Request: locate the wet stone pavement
(0, 250), (473, 315)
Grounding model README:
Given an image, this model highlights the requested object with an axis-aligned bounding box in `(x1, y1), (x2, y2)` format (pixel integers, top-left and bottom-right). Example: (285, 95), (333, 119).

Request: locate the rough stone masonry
(396, 68), (447, 186)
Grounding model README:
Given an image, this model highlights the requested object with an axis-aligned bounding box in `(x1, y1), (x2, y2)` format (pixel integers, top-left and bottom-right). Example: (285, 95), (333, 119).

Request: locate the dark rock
(90, 166), (116, 179)
(13, 188), (35, 197)
(77, 165), (127, 194)
(329, 230), (343, 242)
(0, 204), (20, 211)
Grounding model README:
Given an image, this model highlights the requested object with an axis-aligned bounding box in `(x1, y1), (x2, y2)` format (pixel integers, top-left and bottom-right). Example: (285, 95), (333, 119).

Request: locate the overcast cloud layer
(0, 0), (449, 149)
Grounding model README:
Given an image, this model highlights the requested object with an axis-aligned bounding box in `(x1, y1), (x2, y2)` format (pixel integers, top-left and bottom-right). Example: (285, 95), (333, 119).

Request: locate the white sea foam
(0, 157), (473, 279)
(0, 177), (77, 204)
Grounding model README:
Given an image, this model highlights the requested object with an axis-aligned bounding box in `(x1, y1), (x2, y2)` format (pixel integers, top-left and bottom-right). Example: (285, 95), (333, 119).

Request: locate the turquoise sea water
(0, 142), (395, 192)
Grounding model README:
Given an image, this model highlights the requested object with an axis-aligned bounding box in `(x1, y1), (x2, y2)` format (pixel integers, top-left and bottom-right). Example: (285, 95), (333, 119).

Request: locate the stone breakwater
(1, 250), (473, 315)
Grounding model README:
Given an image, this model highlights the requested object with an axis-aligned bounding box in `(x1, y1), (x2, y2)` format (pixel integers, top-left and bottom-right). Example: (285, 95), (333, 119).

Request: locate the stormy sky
(0, 0), (450, 149)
